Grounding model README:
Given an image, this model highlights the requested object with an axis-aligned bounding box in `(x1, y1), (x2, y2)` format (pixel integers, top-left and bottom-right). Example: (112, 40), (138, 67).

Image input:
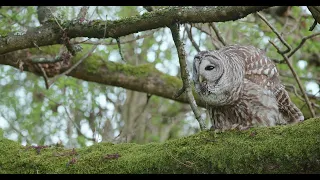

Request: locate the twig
(37, 64), (50, 89)
(284, 84), (305, 101)
(103, 16), (108, 38)
(33, 41), (42, 51)
(50, 9), (65, 32)
(31, 56), (63, 63)
(209, 23), (227, 46)
(74, 30), (156, 46)
(269, 40), (315, 118)
(193, 24), (220, 50)
(132, 94), (152, 132)
(280, 72), (320, 82)
(284, 84), (320, 102)
(45, 96), (96, 142)
(169, 23), (206, 131)
(288, 32), (320, 58)
(116, 38), (126, 62)
(257, 12), (291, 54)
(76, 6), (89, 22)
(48, 45), (98, 87)
(185, 25), (201, 52)
(309, 20), (317, 31)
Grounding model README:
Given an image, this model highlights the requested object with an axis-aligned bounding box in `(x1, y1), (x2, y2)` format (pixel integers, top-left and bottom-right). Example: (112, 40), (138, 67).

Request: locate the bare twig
(45, 96), (96, 142)
(284, 84), (320, 102)
(169, 23), (206, 131)
(257, 12), (291, 54)
(193, 24), (220, 50)
(76, 6), (89, 22)
(284, 84), (305, 101)
(48, 45), (98, 87)
(309, 20), (317, 31)
(74, 30), (156, 46)
(103, 15), (108, 38)
(209, 23), (227, 46)
(51, 10), (65, 32)
(185, 25), (201, 52)
(116, 38), (126, 62)
(31, 56), (63, 64)
(37, 64), (50, 89)
(269, 40), (315, 118)
(280, 72), (320, 82)
(288, 32), (320, 58)
(33, 41), (42, 51)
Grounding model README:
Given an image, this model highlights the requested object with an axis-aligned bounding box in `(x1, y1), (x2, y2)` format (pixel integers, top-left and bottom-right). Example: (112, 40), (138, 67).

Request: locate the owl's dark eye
(205, 65), (215, 71)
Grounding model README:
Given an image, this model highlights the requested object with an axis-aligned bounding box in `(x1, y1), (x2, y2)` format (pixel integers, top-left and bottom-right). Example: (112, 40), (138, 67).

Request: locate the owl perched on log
(192, 45), (304, 131)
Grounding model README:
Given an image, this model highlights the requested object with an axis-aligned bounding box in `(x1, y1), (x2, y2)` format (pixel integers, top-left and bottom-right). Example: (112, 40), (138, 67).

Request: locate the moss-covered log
(1, 117), (319, 174)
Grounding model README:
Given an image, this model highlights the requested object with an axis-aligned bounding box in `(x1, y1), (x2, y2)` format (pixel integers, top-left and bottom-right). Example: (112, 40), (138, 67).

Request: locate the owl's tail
(276, 88), (304, 123)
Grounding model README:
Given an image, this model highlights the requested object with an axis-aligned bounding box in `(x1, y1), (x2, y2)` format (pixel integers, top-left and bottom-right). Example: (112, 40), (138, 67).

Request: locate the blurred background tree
(0, 6), (319, 148)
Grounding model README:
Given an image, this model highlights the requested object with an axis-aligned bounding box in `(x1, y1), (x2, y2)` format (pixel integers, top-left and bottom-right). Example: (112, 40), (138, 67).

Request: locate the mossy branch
(0, 49), (207, 108)
(0, 6), (270, 55)
(0, 117), (319, 173)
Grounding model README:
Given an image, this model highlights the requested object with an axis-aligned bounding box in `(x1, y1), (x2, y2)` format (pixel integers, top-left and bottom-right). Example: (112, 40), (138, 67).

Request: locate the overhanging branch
(0, 6), (270, 55)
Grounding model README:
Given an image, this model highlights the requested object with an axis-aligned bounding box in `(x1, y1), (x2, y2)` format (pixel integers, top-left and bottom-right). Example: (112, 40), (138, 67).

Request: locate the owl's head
(192, 49), (245, 106)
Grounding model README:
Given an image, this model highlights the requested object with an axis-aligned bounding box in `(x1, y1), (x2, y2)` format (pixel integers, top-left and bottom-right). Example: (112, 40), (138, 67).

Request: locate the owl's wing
(226, 45), (304, 122)
(223, 45), (280, 91)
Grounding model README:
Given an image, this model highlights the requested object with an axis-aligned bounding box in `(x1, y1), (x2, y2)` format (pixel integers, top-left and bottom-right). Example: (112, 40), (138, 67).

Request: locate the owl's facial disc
(199, 65), (215, 83)
(199, 57), (222, 85)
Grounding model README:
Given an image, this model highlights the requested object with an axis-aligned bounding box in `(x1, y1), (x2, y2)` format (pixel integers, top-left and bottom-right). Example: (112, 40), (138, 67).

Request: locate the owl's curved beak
(199, 75), (206, 83)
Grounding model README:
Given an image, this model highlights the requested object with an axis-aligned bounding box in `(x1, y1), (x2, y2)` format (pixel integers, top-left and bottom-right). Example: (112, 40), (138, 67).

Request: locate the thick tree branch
(0, 6), (270, 55)
(0, 49), (207, 108)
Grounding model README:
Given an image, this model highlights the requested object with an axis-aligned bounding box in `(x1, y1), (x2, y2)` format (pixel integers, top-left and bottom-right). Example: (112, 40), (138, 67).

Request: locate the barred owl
(192, 45), (304, 131)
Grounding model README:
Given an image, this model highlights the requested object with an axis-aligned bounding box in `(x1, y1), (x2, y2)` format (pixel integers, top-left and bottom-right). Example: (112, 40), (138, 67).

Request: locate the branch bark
(0, 49), (207, 108)
(0, 6), (270, 55)
(169, 24), (206, 131)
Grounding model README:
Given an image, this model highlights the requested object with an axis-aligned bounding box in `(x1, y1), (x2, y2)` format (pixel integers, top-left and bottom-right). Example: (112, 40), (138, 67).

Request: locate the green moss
(29, 45), (61, 55)
(161, 74), (182, 88)
(1, 117), (320, 173)
(105, 62), (156, 77)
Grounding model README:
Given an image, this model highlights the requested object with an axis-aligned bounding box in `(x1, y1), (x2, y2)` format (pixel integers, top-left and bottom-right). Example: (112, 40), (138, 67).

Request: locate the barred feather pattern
(193, 45), (304, 131)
